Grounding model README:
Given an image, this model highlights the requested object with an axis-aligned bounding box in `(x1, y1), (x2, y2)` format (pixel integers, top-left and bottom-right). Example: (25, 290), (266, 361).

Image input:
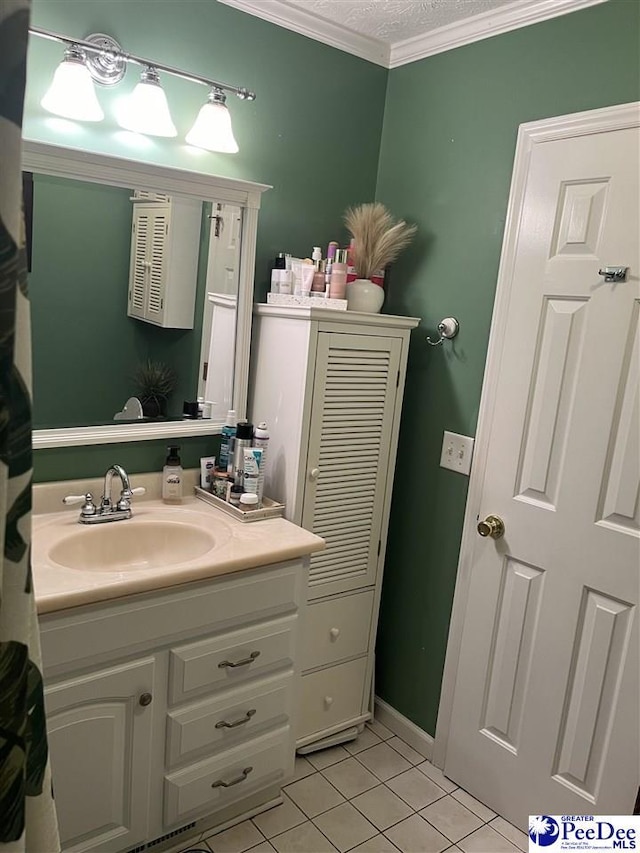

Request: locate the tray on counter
(194, 486), (285, 522)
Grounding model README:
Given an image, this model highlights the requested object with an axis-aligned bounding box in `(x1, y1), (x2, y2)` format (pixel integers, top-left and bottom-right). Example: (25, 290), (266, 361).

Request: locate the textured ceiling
(278, 0), (516, 44)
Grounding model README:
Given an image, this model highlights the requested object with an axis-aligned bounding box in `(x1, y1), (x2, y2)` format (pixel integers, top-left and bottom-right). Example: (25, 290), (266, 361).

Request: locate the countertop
(33, 497), (324, 615)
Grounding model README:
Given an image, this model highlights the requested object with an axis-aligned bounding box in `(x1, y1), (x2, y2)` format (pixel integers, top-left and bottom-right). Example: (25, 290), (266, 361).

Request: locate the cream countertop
(32, 495), (324, 615)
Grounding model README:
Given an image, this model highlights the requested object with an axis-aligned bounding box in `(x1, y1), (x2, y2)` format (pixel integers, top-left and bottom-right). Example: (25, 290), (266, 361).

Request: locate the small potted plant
(344, 202), (416, 312)
(133, 359), (177, 419)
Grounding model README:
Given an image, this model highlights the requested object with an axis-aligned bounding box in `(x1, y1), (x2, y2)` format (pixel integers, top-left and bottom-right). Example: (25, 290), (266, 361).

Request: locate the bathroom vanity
(33, 494), (323, 853)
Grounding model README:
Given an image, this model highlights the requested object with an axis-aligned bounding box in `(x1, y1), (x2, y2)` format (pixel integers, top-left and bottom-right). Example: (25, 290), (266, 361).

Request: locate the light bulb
(186, 88), (239, 153)
(118, 67), (177, 137)
(41, 46), (104, 122)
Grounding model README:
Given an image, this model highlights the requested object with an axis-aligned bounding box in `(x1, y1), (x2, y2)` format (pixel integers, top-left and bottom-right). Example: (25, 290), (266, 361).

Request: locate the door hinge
(202, 361), (208, 381)
(160, 298), (163, 310)
(377, 540), (381, 557)
(396, 370), (400, 388)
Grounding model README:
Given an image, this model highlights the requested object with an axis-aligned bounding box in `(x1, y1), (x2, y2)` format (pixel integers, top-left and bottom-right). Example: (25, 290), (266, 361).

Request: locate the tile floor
(179, 720), (529, 853)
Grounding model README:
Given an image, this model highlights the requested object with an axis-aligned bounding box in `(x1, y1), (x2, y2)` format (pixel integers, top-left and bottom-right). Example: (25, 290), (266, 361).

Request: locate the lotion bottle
(163, 445), (183, 503)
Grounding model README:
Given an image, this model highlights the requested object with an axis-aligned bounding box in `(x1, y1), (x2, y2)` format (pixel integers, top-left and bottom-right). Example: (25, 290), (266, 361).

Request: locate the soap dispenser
(163, 445), (183, 503)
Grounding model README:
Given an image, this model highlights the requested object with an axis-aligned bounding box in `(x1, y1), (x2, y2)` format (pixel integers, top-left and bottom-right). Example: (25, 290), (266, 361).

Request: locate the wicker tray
(194, 486), (285, 522)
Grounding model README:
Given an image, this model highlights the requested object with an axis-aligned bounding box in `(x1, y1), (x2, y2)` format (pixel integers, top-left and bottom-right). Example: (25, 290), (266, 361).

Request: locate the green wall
(26, 0), (387, 480)
(374, 0), (640, 736)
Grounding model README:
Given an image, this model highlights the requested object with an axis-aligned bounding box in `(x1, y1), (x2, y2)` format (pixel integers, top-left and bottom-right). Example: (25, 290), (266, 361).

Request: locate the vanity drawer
(169, 616), (295, 705)
(298, 657), (368, 740)
(302, 590), (374, 671)
(164, 727), (291, 826)
(166, 673), (292, 767)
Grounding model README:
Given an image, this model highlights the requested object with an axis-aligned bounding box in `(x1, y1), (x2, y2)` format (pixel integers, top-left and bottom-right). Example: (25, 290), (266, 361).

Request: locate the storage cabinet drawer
(169, 616), (295, 704)
(166, 674), (292, 767)
(302, 590), (374, 671)
(164, 727), (291, 826)
(298, 657), (368, 739)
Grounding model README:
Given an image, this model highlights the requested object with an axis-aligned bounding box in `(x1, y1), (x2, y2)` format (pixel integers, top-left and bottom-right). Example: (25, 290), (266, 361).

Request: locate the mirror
(23, 141), (269, 449)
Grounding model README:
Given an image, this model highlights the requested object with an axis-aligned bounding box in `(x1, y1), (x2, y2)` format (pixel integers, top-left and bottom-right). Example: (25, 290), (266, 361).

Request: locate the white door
(46, 658), (155, 852)
(302, 332), (401, 599)
(444, 109), (639, 826)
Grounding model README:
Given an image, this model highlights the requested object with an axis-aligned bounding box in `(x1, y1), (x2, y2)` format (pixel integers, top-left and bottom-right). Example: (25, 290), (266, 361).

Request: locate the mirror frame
(23, 140), (270, 449)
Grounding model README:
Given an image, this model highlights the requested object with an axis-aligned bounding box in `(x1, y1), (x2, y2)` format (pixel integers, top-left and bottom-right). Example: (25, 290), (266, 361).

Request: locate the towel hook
(427, 317), (459, 346)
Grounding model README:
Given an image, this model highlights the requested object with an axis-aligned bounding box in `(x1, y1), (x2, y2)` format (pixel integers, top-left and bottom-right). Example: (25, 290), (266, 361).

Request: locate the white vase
(346, 278), (385, 313)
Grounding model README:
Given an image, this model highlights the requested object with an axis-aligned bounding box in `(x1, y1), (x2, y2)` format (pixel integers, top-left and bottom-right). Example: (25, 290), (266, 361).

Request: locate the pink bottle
(329, 248), (348, 299)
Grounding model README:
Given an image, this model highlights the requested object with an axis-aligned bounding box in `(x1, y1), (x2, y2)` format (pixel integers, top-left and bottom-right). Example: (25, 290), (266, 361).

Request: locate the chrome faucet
(63, 464), (145, 524)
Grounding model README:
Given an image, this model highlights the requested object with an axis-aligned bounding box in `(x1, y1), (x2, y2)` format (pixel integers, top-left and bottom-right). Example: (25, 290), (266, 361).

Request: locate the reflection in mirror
(27, 172), (241, 429)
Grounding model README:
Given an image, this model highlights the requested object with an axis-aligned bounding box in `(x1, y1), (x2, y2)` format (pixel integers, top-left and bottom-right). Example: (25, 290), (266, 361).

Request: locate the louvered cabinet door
(128, 210), (149, 320)
(302, 333), (402, 600)
(146, 207), (170, 324)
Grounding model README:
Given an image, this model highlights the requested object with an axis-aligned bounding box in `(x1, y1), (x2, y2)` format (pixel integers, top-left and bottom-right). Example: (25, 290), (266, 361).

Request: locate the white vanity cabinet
(248, 306), (419, 750)
(127, 193), (201, 328)
(39, 560), (305, 853)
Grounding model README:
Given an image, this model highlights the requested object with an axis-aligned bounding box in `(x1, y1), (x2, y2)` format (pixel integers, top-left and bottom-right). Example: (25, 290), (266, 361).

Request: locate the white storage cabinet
(40, 560), (306, 853)
(127, 192), (202, 329)
(248, 306), (419, 749)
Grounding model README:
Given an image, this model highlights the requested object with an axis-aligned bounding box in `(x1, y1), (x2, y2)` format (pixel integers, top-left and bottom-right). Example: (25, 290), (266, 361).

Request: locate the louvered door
(302, 333), (401, 600)
(128, 210), (149, 319)
(146, 208), (169, 324)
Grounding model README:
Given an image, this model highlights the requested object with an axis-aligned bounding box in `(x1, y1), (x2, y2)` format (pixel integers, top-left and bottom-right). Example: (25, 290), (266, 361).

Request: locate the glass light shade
(186, 90), (239, 153)
(41, 52), (104, 122)
(118, 68), (177, 137)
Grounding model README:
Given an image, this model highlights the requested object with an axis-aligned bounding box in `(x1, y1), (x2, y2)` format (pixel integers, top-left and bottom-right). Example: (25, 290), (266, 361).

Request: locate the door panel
(302, 333), (401, 599)
(46, 658), (155, 852)
(445, 122), (639, 825)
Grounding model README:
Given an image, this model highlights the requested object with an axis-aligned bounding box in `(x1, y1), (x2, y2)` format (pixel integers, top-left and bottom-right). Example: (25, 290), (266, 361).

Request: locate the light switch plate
(440, 431), (474, 476)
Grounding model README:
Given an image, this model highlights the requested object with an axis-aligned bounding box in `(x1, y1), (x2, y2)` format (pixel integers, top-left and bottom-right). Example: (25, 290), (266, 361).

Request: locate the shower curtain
(0, 0), (60, 849)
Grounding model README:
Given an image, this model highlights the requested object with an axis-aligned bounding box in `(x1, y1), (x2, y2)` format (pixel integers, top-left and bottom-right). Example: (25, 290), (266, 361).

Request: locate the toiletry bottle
(312, 259), (326, 293)
(163, 445), (183, 503)
(279, 269), (293, 295)
(329, 248), (348, 299)
(232, 420), (254, 486)
(327, 241), (338, 263)
(253, 421), (269, 503)
(220, 409), (237, 473)
(271, 253), (286, 294)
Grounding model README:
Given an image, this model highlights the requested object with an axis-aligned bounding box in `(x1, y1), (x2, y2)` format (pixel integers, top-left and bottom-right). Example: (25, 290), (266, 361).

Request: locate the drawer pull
(211, 766), (253, 788)
(329, 628), (340, 641)
(324, 696), (334, 708)
(218, 650), (261, 669)
(215, 709), (257, 729)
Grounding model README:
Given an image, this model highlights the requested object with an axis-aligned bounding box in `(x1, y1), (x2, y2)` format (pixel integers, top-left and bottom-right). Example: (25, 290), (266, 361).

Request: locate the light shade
(41, 47), (104, 122)
(186, 89), (239, 153)
(118, 67), (177, 137)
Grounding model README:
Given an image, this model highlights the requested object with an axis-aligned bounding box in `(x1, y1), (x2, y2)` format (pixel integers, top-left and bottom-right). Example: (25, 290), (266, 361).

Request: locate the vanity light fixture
(118, 66), (177, 138)
(30, 26), (255, 151)
(41, 45), (104, 122)
(186, 88), (238, 153)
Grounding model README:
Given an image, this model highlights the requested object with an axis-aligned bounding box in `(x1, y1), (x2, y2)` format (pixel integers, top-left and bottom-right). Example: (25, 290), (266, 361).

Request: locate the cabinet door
(302, 332), (402, 599)
(45, 658), (156, 853)
(146, 208), (170, 325)
(127, 209), (149, 320)
(127, 206), (170, 326)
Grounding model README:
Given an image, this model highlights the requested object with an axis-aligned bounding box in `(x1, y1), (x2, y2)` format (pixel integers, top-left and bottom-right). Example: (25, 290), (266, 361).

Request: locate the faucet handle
(116, 486), (146, 512)
(63, 492), (97, 517)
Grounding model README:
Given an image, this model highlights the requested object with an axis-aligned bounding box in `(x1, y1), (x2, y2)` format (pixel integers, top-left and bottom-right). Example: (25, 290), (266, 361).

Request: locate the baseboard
(374, 696), (434, 762)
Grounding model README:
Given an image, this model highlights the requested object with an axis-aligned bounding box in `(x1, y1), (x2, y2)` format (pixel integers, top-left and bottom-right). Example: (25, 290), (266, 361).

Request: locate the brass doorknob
(477, 515), (505, 539)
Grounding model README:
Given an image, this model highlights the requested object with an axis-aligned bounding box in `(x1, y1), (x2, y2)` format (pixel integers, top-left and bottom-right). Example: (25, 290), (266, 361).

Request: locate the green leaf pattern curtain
(0, 0), (60, 848)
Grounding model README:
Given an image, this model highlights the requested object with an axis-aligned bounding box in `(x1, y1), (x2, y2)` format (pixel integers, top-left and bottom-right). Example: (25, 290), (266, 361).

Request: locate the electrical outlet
(440, 430), (475, 476)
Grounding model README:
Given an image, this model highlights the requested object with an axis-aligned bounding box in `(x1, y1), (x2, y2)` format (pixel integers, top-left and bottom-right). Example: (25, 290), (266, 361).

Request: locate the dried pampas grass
(344, 202), (416, 280)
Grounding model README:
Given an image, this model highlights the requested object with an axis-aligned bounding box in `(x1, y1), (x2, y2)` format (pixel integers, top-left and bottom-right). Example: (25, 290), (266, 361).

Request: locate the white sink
(49, 519), (221, 571)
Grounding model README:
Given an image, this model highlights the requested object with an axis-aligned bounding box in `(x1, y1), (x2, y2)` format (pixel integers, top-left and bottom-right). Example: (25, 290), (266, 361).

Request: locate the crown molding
(217, 0), (390, 67)
(218, 0), (608, 69)
(389, 0), (608, 68)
